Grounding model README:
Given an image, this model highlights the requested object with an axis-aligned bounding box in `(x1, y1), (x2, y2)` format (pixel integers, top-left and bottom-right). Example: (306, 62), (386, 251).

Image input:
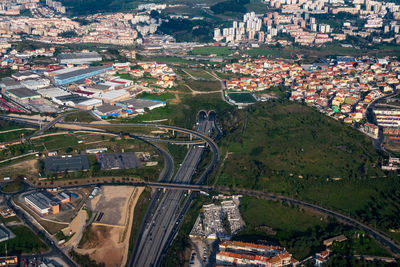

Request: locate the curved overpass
(67, 122), (220, 180)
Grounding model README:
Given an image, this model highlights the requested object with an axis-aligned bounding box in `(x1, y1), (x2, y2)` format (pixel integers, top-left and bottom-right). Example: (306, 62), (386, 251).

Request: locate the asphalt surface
(130, 114), (214, 267)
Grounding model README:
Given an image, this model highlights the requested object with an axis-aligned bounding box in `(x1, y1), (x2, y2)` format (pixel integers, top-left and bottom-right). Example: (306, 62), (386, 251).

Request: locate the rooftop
(6, 87), (40, 99)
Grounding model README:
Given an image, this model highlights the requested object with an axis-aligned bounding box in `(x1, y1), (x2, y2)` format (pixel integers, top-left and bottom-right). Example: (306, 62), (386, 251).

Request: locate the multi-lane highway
(130, 113), (214, 267)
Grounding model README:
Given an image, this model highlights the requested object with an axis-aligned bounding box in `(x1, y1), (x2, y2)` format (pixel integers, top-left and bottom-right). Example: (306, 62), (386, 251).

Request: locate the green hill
(216, 101), (400, 242)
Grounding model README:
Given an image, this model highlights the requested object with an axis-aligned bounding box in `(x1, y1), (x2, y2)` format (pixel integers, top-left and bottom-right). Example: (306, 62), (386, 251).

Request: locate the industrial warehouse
(53, 65), (113, 85)
(24, 191), (75, 216)
(0, 224), (13, 242)
(57, 52), (102, 65)
(44, 155), (90, 174)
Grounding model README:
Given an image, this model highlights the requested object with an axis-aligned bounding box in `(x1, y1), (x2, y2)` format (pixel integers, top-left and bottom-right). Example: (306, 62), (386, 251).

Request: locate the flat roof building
(0, 224), (11, 242)
(6, 87), (41, 100)
(57, 52), (102, 65)
(92, 89), (131, 104)
(11, 70), (39, 81)
(118, 98), (166, 113)
(44, 155), (90, 174)
(53, 94), (89, 107)
(54, 65), (113, 85)
(24, 192), (60, 215)
(37, 87), (71, 98)
(94, 103), (122, 118)
(75, 98), (103, 110)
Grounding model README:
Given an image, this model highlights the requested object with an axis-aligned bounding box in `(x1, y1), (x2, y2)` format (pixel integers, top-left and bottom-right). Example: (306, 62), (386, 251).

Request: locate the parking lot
(97, 152), (140, 170)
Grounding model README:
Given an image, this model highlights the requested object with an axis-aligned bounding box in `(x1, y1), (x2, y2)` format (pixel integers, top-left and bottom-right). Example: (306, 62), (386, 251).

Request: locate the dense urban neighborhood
(0, 0), (399, 266)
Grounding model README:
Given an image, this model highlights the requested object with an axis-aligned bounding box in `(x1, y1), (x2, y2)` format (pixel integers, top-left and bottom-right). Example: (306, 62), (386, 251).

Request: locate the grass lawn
(192, 47), (233, 56)
(64, 111), (95, 123)
(237, 196), (391, 260)
(0, 215), (20, 224)
(185, 80), (221, 92)
(217, 101), (384, 188)
(137, 92), (175, 101)
(331, 235), (392, 257)
(182, 69), (216, 80)
(216, 100), (400, 243)
(240, 196), (325, 232)
(115, 72), (135, 81)
(246, 48), (288, 57)
(228, 92), (257, 103)
(0, 121), (30, 132)
(120, 93), (233, 129)
(32, 134), (79, 151)
(150, 56), (194, 64)
(0, 225), (48, 255)
(0, 129), (35, 143)
(1, 181), (23, 193)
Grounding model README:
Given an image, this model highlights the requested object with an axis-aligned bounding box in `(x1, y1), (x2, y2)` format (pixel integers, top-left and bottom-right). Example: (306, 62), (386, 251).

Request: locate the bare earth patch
(76, 186), (144, 266)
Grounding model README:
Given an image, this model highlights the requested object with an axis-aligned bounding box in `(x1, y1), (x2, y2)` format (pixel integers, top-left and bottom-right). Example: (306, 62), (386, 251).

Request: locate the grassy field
(245, 44), (400, 62)
(217, 101), (384, 187)
(182, 69), (216, 80)
(228, 92), (257, 103)
(116, 72), (135, 81)
(0, 129), (35, 143)
(137, 92), (174, 101)
(0, 225), (48, 255)
(191, 47), (233, 56)
(215, 100), (400, 242)
(119, 93), (233, 128)
(32, 134), (79, 151)
(185, 80), (221, 92)
(1, 181), (23, 193)
(237, 196), (390, 260)
(64, 111), (96, 123)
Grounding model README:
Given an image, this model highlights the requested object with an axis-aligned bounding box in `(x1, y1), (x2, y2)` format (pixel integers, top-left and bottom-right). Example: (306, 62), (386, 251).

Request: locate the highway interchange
(129, 112), (215, 267)
(1, 112), (400, 265)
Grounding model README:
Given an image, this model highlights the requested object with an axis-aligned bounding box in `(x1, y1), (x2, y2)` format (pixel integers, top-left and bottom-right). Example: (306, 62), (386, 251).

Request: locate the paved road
(130, 114), (214, 267)
(5, 194), (77, 266)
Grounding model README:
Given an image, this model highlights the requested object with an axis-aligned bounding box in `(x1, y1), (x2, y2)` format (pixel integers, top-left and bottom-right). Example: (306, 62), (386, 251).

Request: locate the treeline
(60, 0), (135, 16)
(210, 0), (250, 14)
(158, 19), (214, 43)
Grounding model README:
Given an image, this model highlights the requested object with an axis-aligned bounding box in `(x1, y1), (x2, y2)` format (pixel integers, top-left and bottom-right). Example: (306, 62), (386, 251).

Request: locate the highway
(130, 113), (214, 267)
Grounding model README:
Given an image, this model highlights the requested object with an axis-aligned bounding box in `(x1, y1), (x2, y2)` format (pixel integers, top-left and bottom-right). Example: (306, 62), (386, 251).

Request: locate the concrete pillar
(190, 134), (192, 140)
(163, 188), (166, 193)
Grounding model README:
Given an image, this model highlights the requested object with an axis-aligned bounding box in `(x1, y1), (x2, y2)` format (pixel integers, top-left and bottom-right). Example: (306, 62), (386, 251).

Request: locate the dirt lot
(0, 159), (38, 179)
(62, 209), (88, 248)
(89, 186), (136, 226)
(76, 186), (144, 267)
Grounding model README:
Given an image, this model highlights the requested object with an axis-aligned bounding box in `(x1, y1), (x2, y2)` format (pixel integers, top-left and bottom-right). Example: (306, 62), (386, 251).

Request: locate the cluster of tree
(60, 0), (134, 16)
(354, 187), (400, 231)
(59, 30), (79, 38)
(158, 19), (214, 43)
(322, 255), (398, 267)
(210, 0), (250, 14)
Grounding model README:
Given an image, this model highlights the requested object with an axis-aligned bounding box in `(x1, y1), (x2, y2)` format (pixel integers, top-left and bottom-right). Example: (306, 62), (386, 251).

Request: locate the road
(4, 194), (77, 266)
(130, 113), (214, 267)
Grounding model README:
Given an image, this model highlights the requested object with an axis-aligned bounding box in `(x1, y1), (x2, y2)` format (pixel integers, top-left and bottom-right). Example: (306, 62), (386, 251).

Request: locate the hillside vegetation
(216, 101), (400, 241)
